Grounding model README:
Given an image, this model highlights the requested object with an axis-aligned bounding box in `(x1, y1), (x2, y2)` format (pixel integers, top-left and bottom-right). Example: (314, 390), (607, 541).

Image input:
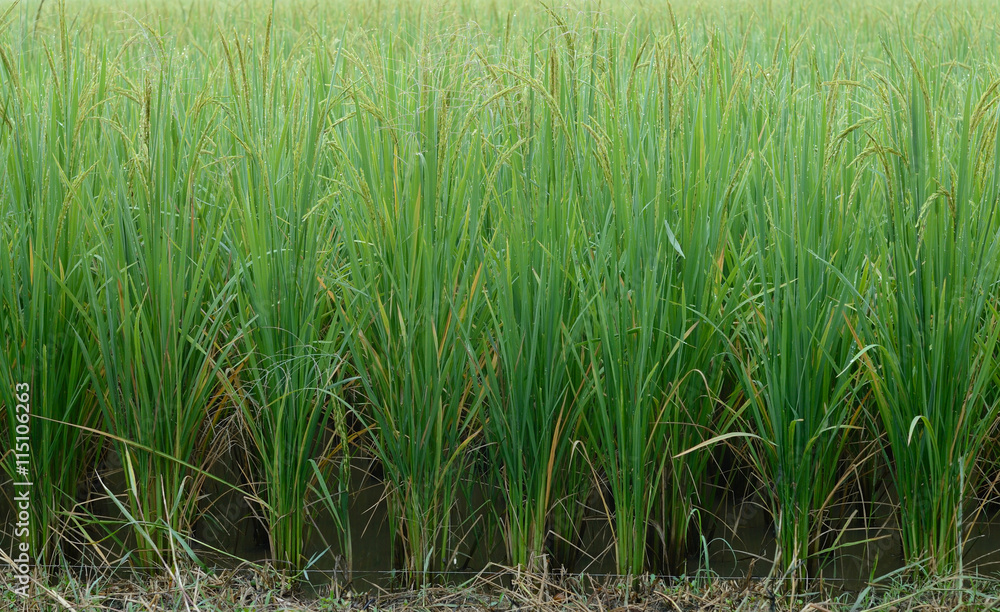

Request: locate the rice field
(2, 0), (1000, 594)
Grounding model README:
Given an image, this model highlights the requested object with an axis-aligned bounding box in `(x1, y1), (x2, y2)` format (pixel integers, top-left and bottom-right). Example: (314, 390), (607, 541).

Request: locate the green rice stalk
(79, 49), (238, 568)
(337, 38), (487, 582)
(860, 65), (1000, 575)
(221, 24), (352, 571)
(0, 4), (100, 565)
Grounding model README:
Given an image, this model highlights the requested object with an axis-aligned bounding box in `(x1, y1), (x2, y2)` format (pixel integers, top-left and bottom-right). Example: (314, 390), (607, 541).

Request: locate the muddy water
(6, 456), (1000, 591)
(301, 478), (1000, 590)
(286, 462), (1000, 589)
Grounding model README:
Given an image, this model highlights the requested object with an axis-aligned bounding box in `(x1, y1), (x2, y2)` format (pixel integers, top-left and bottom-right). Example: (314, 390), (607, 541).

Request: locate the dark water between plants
(185, 456), (1000, 591)
(4, 459), (1000, 592)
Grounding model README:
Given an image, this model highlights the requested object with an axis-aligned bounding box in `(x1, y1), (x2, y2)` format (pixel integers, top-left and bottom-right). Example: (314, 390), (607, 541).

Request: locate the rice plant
(478, 119), (587, 571)
(220, 24), (352, 571)
(858, 61), (1000, 574)
(568, 27), (748, 576)
(573, 36), (685, 573)
(0, 5), (100, 563)
(79, 48), (239, 567)
(648, 39), (748, 575)
(737, 73), (875, 581)
(336, 37), (488, 581)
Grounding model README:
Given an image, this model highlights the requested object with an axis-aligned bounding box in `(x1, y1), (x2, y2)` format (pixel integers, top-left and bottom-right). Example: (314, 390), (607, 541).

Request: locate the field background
(3, 0), (1000, 597)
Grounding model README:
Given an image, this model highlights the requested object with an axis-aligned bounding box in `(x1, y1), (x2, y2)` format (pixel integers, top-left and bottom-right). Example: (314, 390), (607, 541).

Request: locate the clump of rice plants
(736, 69), (874, 581)
(570, 26), (746, 577)
(573, 32), (694, 575)
(79, 45), (239, 567)
(477, 93), (587, 572)
(648, 38), (748, 575)
(859, 62), (1000, 574)
(0, 6), (100, 564)
(337, 37), (488, 582)
(221, 24), (352, 571)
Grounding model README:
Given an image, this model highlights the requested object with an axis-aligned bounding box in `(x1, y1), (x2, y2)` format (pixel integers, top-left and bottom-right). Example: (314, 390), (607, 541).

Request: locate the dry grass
(4, 565), (1000, 611)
